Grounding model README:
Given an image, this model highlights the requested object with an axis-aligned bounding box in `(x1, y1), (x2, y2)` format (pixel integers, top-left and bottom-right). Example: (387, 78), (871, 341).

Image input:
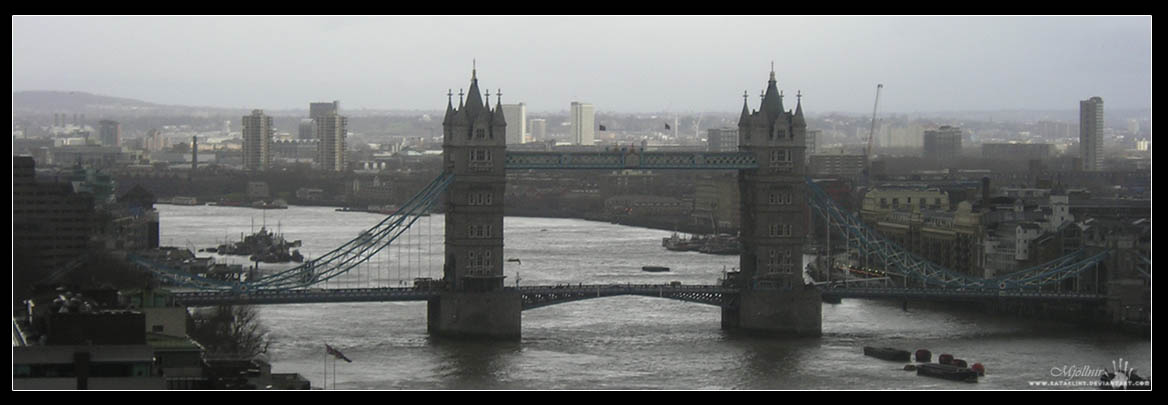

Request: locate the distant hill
(12, 91), (160, 112)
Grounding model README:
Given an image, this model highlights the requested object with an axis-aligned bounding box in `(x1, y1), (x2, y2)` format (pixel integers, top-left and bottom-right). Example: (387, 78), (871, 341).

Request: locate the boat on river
(863, 346), (911, 362)
(916, 363), (979, 383)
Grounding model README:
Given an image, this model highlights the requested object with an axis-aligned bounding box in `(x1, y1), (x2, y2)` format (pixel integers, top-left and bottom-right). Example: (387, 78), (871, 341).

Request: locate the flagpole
(323, 343), (327, 390)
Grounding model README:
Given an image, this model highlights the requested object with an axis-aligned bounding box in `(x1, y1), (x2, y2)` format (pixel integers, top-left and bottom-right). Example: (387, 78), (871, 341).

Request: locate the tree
(189, 305), (272, 359)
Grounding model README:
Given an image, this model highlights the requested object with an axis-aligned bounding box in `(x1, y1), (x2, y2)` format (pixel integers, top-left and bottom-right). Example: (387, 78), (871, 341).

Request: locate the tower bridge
(131, 67), (1114, 340)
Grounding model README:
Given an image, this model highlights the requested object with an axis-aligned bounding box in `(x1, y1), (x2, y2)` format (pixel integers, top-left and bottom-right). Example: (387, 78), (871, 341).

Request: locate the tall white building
(570, 102), (594, 146)
(502, 103), (526, 145)
(242, 110), (273, 171)
(529, 118), (547, 143)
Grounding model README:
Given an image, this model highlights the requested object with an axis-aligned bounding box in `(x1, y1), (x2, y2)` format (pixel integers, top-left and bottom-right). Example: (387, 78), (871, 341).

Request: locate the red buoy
(915, 349), (932, 362)
(971, 363), (985, 376)
(938, 354), (954, 365)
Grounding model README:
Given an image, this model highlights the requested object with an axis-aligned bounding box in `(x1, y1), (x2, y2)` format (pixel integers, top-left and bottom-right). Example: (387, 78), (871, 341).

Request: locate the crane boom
(866, 84), (883, 159)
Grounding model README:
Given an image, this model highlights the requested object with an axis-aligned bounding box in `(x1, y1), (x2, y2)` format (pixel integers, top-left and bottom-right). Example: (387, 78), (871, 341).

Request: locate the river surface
(157, 204), (1151, 390)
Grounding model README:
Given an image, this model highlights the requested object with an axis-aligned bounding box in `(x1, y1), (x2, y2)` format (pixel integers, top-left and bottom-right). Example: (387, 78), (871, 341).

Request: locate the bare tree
(189, 305), (272, 359)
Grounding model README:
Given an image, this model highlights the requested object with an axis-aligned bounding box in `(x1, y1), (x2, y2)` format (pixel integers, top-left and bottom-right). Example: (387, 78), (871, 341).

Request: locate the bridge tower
(428, 66), (521, 339)
(722, 67), (822, 336)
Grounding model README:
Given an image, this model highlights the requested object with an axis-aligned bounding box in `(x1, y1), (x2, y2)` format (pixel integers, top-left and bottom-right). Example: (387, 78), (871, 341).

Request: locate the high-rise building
(1079, 96), (1103, 171)
(706, 127), (739, 152)
(298, 119), (315, 140)
(501, 103), (526, 145)
(316, 113), (348, 172)
(98, 120), (121, 147)
(242, 110), (273, 171)
(923, 125), (962, 161)
(529, 118), (547, 142)
(570, 102), (594, 146)
(308, 100), (340, 140)
(310, 101), (340, 120)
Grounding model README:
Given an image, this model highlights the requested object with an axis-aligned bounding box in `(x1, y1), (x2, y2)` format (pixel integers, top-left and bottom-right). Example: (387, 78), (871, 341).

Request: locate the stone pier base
(722, 286), (822, 337)
(427, 291), (521, 340)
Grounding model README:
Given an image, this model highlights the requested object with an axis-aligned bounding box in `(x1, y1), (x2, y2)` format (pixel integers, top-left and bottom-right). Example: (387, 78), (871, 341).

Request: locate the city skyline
(12, 15), (1152, 114)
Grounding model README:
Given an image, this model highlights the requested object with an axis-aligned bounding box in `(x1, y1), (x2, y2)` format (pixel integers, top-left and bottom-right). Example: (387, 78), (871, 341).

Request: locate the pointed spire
(761, 67), (784, 118)
(793, 90), (806, 128)
(458, 88), (464, 108)
(443, 89), (455, 125)
(740, 90), (750, 118)
(464, 65), (484, 115)
(493, 89), (507, 126)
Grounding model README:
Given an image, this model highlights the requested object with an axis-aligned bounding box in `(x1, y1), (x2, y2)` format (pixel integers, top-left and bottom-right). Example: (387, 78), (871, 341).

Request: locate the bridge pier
(427, 291), (521, 340)
(721, 287), (822, 336)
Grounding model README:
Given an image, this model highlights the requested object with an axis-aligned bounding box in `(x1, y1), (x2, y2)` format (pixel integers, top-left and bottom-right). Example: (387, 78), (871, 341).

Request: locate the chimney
(981, 177), (991, 208)
(191, 136), (198, 174)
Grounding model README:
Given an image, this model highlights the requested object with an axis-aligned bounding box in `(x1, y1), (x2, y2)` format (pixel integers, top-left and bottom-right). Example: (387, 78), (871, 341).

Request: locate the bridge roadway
(170, 283), (1106, 308)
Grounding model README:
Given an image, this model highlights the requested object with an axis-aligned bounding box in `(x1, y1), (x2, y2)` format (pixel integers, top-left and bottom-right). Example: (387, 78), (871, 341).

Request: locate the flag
(598, 124), (606, 131)
(326, 343), (352, 363)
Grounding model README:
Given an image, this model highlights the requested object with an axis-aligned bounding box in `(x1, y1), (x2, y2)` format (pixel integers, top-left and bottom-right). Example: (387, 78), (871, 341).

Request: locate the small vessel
(863, 346), (911, 362)
(916, 363), (979, 383)
(642, 266), (670, 273)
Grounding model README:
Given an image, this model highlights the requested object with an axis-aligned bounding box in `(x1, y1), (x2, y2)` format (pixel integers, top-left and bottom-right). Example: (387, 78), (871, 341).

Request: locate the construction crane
(862, 84), (883, 186)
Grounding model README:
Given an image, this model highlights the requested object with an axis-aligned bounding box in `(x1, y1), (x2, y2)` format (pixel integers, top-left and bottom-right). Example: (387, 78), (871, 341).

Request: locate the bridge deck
(171, 284), (1106, 307)
(504, 151), (759, 170)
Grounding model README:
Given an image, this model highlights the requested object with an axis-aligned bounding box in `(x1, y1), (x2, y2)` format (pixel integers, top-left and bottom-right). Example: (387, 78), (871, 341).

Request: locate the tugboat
(662, 232), (703, 252)
(863, 346), (912, 362)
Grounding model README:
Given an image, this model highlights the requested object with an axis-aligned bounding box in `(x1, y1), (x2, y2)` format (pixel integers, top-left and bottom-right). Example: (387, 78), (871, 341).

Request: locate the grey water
(157, 204), (1150, 390)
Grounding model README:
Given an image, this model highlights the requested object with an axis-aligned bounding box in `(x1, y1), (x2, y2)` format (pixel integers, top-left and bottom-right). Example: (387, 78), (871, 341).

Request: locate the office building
(570, 102), (594, 146)
(1080, 96), (1103, 171)
(806, 129), (820, 157)
(316, 113), (348, 172)
(502, 103), (526, 145)
(706, 127), (739, 152)
(808, 154), (867, 177)
(242, 110), (273, 171)
(98, 120), (121, 147)
(923, 125), (962, 161)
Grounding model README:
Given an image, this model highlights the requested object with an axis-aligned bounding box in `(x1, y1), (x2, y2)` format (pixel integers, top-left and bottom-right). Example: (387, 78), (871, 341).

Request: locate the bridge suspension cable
(131, 172), (453, 292)
(805, 178), (1109, 290)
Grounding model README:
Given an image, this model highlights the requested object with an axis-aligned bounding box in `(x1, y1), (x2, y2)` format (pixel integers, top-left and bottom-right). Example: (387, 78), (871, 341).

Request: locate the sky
(11, 15), (1152, 114)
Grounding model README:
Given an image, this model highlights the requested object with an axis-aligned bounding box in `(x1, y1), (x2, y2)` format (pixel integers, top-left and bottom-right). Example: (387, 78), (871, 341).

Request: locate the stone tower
(429, 65), (520, 339)
(722, 67), (822, 336)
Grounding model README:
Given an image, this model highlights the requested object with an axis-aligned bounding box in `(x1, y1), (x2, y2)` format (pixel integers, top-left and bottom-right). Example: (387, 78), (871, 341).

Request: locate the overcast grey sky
(11, 15), (1152, 114)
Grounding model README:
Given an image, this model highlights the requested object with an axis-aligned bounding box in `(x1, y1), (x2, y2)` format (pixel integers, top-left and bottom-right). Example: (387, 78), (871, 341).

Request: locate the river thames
(157, 204), (1150, 390)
